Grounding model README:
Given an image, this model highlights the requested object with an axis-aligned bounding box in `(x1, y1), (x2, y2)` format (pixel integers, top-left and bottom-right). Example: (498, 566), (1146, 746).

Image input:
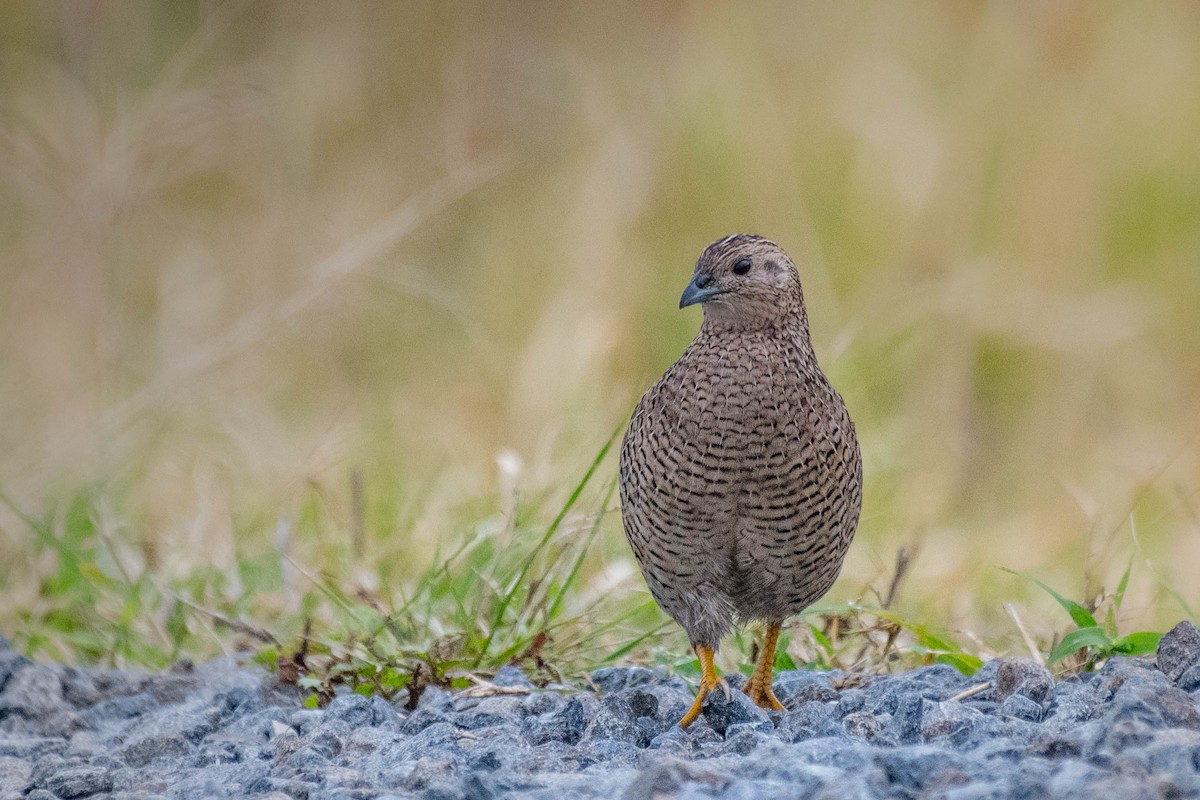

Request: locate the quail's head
(678, 234), (806, 330)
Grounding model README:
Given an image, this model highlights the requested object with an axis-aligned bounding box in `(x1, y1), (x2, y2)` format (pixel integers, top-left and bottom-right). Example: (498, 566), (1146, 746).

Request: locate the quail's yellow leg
(679, 644), (729, 728)
(743, 621), (786, 711)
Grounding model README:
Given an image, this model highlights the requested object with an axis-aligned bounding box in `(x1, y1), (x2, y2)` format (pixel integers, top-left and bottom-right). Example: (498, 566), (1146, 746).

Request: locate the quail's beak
(679, 272), (726, 309)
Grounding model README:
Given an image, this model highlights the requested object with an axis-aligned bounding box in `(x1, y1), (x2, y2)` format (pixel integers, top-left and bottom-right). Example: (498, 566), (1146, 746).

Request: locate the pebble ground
(2, 622), (1200, 799)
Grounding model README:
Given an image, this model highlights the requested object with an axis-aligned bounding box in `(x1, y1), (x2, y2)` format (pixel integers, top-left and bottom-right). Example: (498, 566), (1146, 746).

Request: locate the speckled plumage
(619, 234), (862, 653)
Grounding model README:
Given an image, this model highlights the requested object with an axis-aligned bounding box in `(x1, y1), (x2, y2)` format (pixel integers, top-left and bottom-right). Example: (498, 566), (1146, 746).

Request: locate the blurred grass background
(1, 2), (1198, 670)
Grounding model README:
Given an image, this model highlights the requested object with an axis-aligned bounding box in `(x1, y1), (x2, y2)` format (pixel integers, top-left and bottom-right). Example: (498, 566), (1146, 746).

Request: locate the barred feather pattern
(619, 235), (862, 649)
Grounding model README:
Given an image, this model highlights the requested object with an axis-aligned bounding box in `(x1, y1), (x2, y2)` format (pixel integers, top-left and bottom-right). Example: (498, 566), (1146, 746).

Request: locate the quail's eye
(732, 258), (752, 275)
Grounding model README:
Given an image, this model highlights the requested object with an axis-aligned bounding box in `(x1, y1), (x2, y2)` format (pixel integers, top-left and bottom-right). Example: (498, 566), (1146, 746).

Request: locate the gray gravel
(3, 622), (1200, 799)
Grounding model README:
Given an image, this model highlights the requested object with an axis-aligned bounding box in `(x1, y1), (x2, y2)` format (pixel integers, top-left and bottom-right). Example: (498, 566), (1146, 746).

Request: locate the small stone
(462, 773), (497, 800)
(646, 726), (689, 753)
(0, 650), (32, 692)
(589, 666), (658, 694)
(579, 737), (641, 767)
(700, 686), (769, 736)
(416, 686), (455, 713)
(772, 670), (841, 706)
(889, 695), (931, 744)
(714, 722), (770, 756)
(399, 707), (449, 735)
(288, 708), (325, 735)
(843, 710), (894, 745)
(139, 673), (200, 705)
(778, 701), (838, 743)
(906, 663), (969, 690)
(461, 727), (523, 773)
(217, 686), (259, 715)
(509, 739), (581, 774)
(836, 688), (867, 715)
(1128, 684), (1200, 730)
(0, 756), (31, 793)
(1140, 727), (1200, 771)
(523, 696), (587, 745)
(999, 694), (1043, 722)
(80, 692), (156, 725)
(58, 669), (100, 709)
(522, 692), (564, 716)
(1044, 677), (1097, 727)
(324, 694), (376, 728)
(0, 665), (64, 718)
(122, 731), (191, 767)
(249, 777), (317, 799)
(994, 659), (1053, 704)
(454, 694), (524, 721)
(626, 689), (658, 719)
(961, 700), (998, 715)
(919, 700), (982, 741)
(391, 721), (463, 766)
(1027, 719), (1108, 762)
(0, 737), (68, 760)
(40, 766), (113, 799)
(451, 710), (513, 731)
(1157, 621), (1200, 685)
(1028, 732), (1084, 759)
(585, 694), (644, 745)
(1099, 717), (1157, 755)
(622, 760), (729, 800)
(491, 666), (533, 688)
(1181, 664), (1200, 693)
(872, 746), (973, 795)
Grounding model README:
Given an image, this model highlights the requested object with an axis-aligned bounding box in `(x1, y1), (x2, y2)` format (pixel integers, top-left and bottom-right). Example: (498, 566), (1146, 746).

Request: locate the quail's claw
(743, 680), (786, 711)
(679, 644), (721, 729)
(678, 685), (709, 729)
(743, 621), (787, 712)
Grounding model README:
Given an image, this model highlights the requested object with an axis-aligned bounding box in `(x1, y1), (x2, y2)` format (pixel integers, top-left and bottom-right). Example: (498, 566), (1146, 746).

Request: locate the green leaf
(936, 652), (983, 676)
(1049, 625), (1112, 664)
(379, 667), (408, 689)
(1002, 568), (1098, 629)
(1110, 631), (1163, 656)
(808, 624), (833, 655)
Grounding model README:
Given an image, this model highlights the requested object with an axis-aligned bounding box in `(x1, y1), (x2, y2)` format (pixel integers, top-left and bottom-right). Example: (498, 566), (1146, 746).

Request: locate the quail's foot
(743, 621), (787, 711)
(679, 644), (729, 728)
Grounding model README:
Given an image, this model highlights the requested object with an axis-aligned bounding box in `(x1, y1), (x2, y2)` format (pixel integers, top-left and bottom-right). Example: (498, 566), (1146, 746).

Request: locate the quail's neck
(701, 308), (814, 352)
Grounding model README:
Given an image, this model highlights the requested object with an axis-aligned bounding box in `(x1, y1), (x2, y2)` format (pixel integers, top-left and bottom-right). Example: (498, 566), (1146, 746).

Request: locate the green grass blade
(1001, 568), (1098, 629)
(1048, 625), (1112, 664)
(1105, 556), (1135, 637)
(475, 424), (622, 666)
(546, 475), (619, 622)
(600, 618), (676, 664)
(1112, 557), (1133, 613)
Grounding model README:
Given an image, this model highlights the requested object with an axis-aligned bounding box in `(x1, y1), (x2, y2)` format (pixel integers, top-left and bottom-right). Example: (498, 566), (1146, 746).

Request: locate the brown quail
(619, 234), (862, 727)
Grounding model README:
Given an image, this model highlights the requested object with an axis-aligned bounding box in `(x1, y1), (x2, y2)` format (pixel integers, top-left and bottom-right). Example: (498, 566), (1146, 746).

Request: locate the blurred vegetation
(1, 2), (1198, 685)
